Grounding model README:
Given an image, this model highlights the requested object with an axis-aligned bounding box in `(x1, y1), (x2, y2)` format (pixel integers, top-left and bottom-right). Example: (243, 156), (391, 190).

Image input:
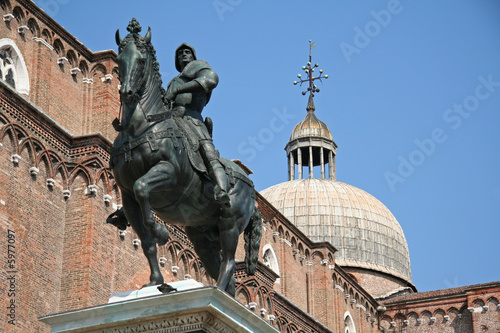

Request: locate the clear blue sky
(34, 0), (500, 293)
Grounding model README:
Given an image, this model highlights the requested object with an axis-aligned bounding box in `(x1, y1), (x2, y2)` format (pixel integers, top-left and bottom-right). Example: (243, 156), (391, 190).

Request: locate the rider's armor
(166, 45), (230, 206)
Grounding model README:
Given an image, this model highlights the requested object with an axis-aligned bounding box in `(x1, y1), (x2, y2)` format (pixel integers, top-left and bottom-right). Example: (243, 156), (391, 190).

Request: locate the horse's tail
(244, 202), (262, 275)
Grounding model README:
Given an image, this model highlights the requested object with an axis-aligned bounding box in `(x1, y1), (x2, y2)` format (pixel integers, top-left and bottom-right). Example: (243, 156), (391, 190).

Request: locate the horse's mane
(118, 18), (167, 103)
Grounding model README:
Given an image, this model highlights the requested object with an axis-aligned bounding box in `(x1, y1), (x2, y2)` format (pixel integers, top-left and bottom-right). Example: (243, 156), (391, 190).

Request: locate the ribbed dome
(260, 179), (412, 284)
(290, 110), (333, 142)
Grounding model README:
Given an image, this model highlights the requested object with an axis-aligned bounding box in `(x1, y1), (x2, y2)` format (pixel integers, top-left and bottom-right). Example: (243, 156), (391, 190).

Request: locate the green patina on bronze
(107, 18), (261, 296)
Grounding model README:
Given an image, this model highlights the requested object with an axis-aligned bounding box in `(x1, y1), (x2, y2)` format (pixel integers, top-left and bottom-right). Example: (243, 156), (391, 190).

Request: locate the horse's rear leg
(133, 161), (173, 245)
(122, 192), (164, 287)
(216, 216), (241, 296)
(185, 226), (236, 295)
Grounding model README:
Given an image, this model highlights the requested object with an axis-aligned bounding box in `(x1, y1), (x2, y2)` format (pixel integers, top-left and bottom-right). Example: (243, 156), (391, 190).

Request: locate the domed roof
(260, 179), (412, 283)
(290, 99), (333, 142)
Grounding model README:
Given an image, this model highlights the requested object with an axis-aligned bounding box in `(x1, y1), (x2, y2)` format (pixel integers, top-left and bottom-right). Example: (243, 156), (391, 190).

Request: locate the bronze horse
(109, 22), (261, 295)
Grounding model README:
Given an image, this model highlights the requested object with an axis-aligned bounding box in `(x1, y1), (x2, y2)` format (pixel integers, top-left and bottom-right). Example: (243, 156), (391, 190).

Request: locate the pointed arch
(41, 29), (52, 44)
(0, 0), (12, 12)
(53, 39), (64, 56)
(12, 6), (24, 24)
(0, 38), (30, 94)
(69, 166), (92, 188)
(262, 244), (280, 277)
(27, 18), (40, 37)
(79, 60), (89, 77)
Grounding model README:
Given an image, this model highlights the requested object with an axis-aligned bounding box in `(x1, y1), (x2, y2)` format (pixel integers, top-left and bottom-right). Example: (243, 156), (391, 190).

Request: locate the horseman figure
(165, 43), (230, 207)
(107, 18), (261, 296)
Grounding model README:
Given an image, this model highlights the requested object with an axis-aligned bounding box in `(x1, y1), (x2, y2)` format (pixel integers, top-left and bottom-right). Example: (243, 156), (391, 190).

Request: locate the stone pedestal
(39, 286), (279, 333)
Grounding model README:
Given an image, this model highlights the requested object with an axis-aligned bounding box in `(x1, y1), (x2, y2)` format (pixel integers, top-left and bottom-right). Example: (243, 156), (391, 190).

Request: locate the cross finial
(293, 40), (328, 98)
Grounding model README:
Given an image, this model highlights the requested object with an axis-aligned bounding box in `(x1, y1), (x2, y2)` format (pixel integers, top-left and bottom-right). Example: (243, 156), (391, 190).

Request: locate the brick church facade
(0, 1), (498, 332)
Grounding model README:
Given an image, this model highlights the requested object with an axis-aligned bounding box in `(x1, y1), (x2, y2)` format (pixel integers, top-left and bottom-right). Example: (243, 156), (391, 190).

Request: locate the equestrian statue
(107, 18), (262, 296)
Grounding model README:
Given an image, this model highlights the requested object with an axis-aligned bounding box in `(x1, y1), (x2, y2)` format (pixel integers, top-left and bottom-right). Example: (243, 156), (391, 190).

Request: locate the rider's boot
(208, 159), (230, 207)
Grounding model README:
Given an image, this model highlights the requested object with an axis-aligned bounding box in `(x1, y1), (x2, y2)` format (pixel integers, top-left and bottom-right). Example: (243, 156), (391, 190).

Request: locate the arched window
(0, 39), (29, 94)
(344, 311), (356, 333)
(262, 244), (280, 284)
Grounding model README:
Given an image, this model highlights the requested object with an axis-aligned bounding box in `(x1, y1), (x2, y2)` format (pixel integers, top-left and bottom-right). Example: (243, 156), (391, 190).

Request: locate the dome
(290, 108), (333, 142)
(260, 179), (412, 284)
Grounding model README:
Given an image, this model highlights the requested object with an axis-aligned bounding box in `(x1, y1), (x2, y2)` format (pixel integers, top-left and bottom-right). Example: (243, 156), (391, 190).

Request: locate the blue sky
(34, 0), (500, 293)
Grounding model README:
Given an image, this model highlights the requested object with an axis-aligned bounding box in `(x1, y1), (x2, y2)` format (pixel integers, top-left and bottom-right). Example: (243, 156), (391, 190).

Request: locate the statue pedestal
(39, 286), (279, 333)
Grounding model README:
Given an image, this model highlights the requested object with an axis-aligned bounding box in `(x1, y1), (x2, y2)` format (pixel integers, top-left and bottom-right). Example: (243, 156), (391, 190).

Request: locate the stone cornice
(16, 0), (117, 63)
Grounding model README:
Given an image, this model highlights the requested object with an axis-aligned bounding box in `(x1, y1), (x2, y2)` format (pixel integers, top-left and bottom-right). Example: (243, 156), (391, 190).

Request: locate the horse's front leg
(133, 161), (175, 245)
(121, 192), (164, 287)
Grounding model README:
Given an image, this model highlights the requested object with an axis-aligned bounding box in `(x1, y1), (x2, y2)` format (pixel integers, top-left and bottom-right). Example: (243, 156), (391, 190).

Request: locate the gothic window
(0, 48), (16, 89)
(344, 312), (356, 333)
(0, 39), (29, 94)
(262, 244), (280, 283)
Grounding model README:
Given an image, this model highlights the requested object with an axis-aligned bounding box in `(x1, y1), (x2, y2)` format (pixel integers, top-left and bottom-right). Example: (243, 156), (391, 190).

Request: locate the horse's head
(115, 24), (151, 105)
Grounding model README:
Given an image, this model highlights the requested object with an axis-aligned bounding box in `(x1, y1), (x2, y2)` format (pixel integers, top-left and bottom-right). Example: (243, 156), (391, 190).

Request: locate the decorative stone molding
(101, 73), (113, 82)
(119, 230), (127, 239)
(29, 166), (39, 175)
(32, 37), (54, 51)
(345, 294), (350, 299)
(184, 274), (192, 280)
(321, 259), (329, 266)
(11, 154), (21, 164)
(171, 265), (180, 273)
(103, 194), (112, 203)
(370, 318), (376, 323)
(416, 318), (423, 324)
(444, 315), (450, 321)
(272, 232), (280, 237)
(268, 314), (276, 322)
(350, 299), (356, 304)
(132, 239), (140, 248)
(260, 308), (267, 316)
(366, 313), (371, 318)
(292, 249), (300, 255)
(279, 238), (292, 246)
(18, 25), (29, 34)
(403, 319), (409, 326)
(3, 13), (14, 22)
(483, 305), (489, 312)
(356, 304), (366, 311)
(70, 67), (81, 75)
(248, 302), (257, 310)
(87, 184), (98, 195)
(429, 317), (436, 324)
(334, 284), (344, 292)
(329, 264), (335, 270)
(390, 321), (396, 327)
(62, 190), (71, 200)
(468, 307), (475, 313)
(82, 77), (93, 84)
(46, 178), (55, 188)
(57, 57), (68, 65)
(305, 261), (313, 266)
(299, 255), (306, 262)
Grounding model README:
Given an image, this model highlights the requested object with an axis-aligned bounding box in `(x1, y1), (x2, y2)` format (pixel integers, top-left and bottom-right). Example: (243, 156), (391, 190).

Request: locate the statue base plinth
(39, 286), (278, 333)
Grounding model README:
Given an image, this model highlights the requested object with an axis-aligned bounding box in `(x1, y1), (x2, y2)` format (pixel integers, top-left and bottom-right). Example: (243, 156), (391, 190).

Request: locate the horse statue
(107, 19), (262, 296)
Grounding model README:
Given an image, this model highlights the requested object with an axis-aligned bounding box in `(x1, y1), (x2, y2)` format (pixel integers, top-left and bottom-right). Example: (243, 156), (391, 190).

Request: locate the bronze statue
(165, 43), (230, 207)
(107, 18), (261, 296)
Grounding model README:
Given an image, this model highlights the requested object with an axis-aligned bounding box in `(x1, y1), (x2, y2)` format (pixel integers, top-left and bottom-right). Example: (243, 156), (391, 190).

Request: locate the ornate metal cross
(293, 40), (328, 96)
